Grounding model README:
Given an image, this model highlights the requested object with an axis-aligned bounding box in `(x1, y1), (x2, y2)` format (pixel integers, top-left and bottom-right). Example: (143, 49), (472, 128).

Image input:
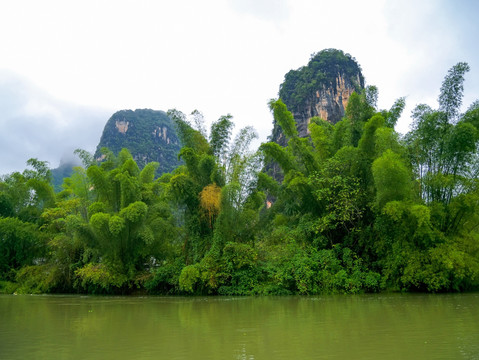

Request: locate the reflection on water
(0, 293), (478, 359)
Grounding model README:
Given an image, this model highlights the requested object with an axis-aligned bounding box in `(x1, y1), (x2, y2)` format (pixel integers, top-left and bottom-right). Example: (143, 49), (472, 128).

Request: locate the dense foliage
(1, 63), (479, 295)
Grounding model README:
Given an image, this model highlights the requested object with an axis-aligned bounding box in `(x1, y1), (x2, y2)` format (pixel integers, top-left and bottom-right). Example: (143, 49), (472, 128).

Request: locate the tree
(384, 97), (406, 128)
(168, 108), (209, 154)
(438, 62), (470, 123)
(210, 114), (234, 164)
(0, 159), (56, 223)
(199, 184), (221, 228)
(0, 217), (43, 279)
(406, 62), (477, 208)
(372, 150), (412, 208)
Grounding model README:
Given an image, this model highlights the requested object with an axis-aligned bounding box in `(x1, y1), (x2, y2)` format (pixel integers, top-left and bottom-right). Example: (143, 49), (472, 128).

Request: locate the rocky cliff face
(95, 109), (182, 175)
(294, 73), (362, 132)
(272, 49), (364, 146)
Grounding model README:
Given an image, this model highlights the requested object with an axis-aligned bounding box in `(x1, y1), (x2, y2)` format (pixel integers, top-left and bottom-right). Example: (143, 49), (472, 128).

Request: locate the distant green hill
(95, 109), (182, 175)
(51, 159), (80, 192)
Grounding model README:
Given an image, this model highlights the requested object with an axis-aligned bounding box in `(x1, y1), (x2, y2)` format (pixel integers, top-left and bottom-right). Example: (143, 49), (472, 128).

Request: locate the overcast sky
(1, 0), (478, 175)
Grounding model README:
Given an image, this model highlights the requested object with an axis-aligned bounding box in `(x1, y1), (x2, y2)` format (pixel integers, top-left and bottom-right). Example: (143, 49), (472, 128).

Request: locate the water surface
(1, 293), (478, 359)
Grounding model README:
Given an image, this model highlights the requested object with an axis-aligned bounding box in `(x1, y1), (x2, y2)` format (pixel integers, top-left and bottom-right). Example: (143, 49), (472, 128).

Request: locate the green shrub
(15, 265), (62, 294)
(144, 259), (184, 294)
(74, 263), (128, 294)
(179, 264), (200, 293)
(0, 280), (18, 294)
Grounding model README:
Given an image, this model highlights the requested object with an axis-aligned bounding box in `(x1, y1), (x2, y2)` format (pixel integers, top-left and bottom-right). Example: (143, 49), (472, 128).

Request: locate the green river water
(0, 293), (478, 359)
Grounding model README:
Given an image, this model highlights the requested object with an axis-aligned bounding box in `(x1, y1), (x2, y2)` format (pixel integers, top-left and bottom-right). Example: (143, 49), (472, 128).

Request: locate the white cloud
(0, 0), (477, 173)
(227, 0), (290, 22)
(0, 71), (110, 174)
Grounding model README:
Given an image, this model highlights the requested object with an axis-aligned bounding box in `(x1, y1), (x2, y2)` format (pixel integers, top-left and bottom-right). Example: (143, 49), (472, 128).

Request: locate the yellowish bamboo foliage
(199, 183), (222, 227)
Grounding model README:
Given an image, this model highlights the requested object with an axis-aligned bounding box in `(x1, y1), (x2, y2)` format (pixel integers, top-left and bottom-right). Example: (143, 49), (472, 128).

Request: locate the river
(1, 293), (478, 359)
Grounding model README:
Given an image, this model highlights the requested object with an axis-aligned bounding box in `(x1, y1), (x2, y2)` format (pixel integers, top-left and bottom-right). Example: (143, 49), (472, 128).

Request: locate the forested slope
(95, 109), (182, 176)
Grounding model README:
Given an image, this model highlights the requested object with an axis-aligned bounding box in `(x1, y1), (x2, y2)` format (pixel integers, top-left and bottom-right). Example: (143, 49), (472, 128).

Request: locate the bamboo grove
(1, 63), (479, 295)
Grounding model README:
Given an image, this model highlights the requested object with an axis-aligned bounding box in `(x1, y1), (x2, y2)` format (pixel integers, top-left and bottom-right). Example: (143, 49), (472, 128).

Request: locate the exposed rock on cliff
(272, 49), (364, 146)
(95, 109), (182, 175)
